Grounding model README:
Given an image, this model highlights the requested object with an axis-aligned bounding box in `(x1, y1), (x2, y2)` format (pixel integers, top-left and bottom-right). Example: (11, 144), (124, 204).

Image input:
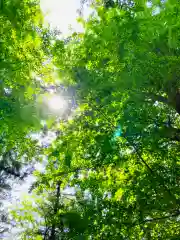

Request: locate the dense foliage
(3, 0), (180, 239)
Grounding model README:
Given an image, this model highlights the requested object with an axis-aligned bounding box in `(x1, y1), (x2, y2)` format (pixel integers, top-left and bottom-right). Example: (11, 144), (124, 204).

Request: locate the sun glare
(48, 95), (67, 111)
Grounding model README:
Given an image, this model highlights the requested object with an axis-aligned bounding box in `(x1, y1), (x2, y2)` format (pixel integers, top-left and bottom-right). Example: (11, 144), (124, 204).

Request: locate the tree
(13, 0), (180, 239)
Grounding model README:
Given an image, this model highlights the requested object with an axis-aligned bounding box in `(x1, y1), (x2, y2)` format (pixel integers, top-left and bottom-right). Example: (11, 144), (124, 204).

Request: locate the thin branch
(135, 210), (180, 226)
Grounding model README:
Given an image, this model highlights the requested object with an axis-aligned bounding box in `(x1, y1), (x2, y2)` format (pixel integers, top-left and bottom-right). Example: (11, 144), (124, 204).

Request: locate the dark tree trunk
(49, 182), (61, 240)
(175, 90), (180, 114)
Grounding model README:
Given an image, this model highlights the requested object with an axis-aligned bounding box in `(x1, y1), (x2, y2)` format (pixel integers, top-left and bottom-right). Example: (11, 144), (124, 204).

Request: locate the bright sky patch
(40, 0), (84, 36)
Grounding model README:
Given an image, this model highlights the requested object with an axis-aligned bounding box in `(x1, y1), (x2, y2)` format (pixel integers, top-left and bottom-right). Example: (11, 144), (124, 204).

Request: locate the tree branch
(136, 210), (180, 226)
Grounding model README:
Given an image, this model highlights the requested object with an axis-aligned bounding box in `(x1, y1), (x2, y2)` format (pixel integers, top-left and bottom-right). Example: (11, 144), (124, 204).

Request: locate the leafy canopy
(12, 0), (180, 239)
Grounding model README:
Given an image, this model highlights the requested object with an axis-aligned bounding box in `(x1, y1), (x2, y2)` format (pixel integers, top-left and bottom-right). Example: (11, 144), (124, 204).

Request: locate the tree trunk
(175, 90), (180, 114)
(49, 182), (61, 240)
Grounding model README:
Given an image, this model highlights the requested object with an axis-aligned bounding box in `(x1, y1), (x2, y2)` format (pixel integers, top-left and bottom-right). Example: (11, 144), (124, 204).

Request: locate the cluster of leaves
(12, 0), (180, 239)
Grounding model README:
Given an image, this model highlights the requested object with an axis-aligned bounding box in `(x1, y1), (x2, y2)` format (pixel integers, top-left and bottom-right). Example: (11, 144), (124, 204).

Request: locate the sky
(40, 0), (92, 36)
